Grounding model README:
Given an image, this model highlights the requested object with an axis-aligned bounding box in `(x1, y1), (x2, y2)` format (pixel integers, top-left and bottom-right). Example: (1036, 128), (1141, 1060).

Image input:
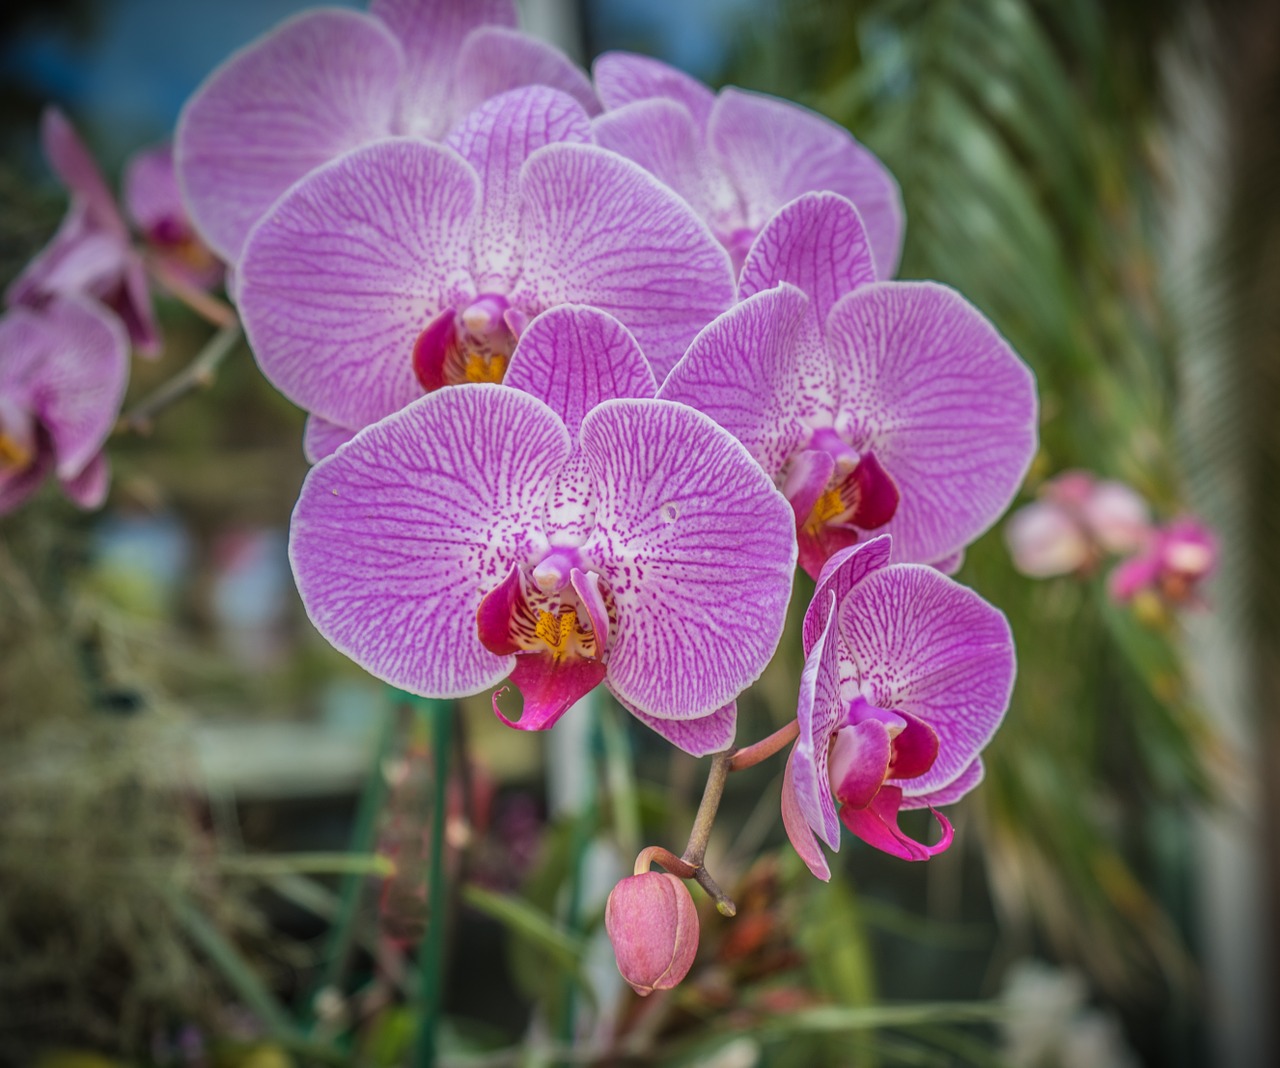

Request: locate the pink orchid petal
(40, 107), (125, 238)
(1081, 480), (1152, 554)
(59, 451), (109, 508)
(828, 716), (893, 811)
(837, 564), (1015, 795)
(825, 282), (1038, 565)
(841, 785), (954, 861)
(176, 9), (403, 263)
(792, 591), (844, 848)
(797, 524), (864, 583)
(124, 143), (182, 236)
(475, 563), (524, 656)
(504, 305), (656, 439)
(782, 748), (832, 881)
(885, 710), (940, 781)
(592, 52), (716, 129)
(1005, 500), (1089, 577)
(446, 88), (592, 291)
(903, 757), (984, 810)
(847, 449), (900, 530)
(739, 192), (877, 334)
(571, 568), (612, 659)
(512, 143), (735, 382)
(238, 139), (478, 431)
(0, 448), (52, 516)
(616, 695), (737, 757)
(710, 89), (904, 278)
(578, 399), (796, 718)
(289, 385), (571, 697)
(370, 0), (517, 137)
(660, 284), (817, 474)
(493, 654), (607, 732)
(1108, 552), (1161, 603)
(452, 27), (599, 124)
(930, 548), (965, 575)
(802, 534), (893, 656)
(782, 448), (837, 528)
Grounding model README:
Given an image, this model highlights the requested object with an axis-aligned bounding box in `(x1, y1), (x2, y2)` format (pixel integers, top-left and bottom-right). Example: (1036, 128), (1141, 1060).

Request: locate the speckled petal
(303, 415), (357, 464)
(238, 139), (478, 431)
(452, 27), (599, 123)
(289, 385), (570, 697)
(512, 143), (735, 382)
(578, 399), (796, 718)
(617, 696), (737, 757)
(176, 9), (403, 263)
(903, 757), (984, 809)
(782, 748), (832, 881)
(836, 563), (1014, 796)
(710, 89), (904, 278)
(504, 305), (655, 439)
(826, 282), (1038, 565)
(801, 535), (892, 655)
(446, 88), (591, 292)
(791, 590), (844, 849)
(592, 52), (715, 129)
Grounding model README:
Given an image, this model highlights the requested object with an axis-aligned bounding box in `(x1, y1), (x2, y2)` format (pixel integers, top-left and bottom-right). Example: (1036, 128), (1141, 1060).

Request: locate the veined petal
(512, 143), (735, 382)
(592, 52), (715, 129)
(175, 9), (403, 263)
(578, 399), (796, 718)
(289, 385), (571, 697)
(710, 89), (904, 278)
(739, 193), (877, 335)
(793, 590), (844, 849)
(903, 757), (984, 809)
(836, 564), (1014, 795)
(802, 534), (892, 655)
(303, 415), (357, 464)
(370, 0), (516, 137)
(238, 138), (478, 431)
(931, 548), (965, 575)
(782, 748), (832, 881)
(495, 655), (607, 732)
(446, 88), (592, 291)
(617, 695), (737, 757)
(504, 305), (656, 439)
(453, 27), (600, 123)
(826, 282), (1038, 565)
(659, 285), (814, 475)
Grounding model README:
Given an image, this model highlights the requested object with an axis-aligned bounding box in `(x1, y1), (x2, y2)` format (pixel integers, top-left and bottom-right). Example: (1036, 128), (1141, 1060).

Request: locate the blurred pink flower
(1109, 518), (1218, 608)
(124, 143), (224, 291)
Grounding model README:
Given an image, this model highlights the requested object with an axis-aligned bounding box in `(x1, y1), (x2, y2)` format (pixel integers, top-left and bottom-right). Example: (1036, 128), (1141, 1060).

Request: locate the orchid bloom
(176, 0), (600, 264)
(1108, 517), (1217, 609)
(124, 144), (223, 292)
(237, 86), (735, 463)
(0, 297), (128, 515)
(661, 193), (1037, 576)
(7, 108), (157, 356)
(1004, 469), (1151, 578)
(591, 51), (902, 276)
(781, 536), (1014, 876)
(289, 304), (796, 756)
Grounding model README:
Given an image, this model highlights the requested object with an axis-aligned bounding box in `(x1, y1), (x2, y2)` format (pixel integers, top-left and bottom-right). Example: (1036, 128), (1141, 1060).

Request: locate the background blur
(2, 0), (1278, 1065)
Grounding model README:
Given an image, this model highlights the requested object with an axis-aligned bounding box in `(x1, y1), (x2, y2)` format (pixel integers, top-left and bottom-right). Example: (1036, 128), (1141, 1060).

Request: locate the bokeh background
(2, 0), (1278, 1065)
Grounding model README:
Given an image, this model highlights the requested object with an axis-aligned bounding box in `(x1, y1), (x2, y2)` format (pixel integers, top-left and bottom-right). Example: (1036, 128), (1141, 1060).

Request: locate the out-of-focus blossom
(605, 871), (700, 996)
(176, 0), (599, 264)
(288, 305), (795, 754)
(661, 193), (1037, 575)
(782, 536), (1013, 876)
(1005, 470), (1151, 577)
(237, 87), (734, 460)
(592, 52), (902, 276)
(124, 144), (223, 291)
(7, 108), (158, 355)
(1108, 517), (1217, 609)
(0, 297), (128, 515)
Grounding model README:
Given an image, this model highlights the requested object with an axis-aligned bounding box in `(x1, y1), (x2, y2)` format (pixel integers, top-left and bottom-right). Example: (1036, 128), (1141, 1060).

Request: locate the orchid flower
(124, 144), (223, 292)
(1108, 517), (1217, 609)
(176, 0), (599, 264)
(781, 536), (1014, 877)
(1004, 470), (1151, 578)
(237, 86), (735, 463)
(661, 192), (1037, 576)
(591, 51), (902, 276)
(0, 297), (128, 515)
(7, 108), (158, 356)
(289, 304), (797, 756)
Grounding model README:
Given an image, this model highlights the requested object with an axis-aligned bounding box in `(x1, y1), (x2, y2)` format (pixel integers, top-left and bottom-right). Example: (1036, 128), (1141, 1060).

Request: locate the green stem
(412, 697), (455, 1068)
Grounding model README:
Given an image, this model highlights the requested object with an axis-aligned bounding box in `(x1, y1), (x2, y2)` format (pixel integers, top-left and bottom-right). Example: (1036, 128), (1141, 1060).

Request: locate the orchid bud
(605, 872), (699, 996)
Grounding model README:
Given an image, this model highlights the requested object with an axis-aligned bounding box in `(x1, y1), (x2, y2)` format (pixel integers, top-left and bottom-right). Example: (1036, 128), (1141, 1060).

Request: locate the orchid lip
(412, 294), (519, 394)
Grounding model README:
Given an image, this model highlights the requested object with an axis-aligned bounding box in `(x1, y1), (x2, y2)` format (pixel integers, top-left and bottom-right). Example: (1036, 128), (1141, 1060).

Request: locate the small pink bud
(605, 872), (699, 996)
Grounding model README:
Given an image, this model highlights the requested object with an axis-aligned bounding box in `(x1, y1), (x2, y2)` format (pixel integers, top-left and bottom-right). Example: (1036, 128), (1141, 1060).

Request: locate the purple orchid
(1108, 517), (1217, 609)
(0, 297), (128, 515)
(237, 87), (735, 461)
(661, 192), (1037, 576)
(124, 143), (223, 292)
(591, 52), (902, 276)
(176, 0), (599, 264)
(781, 536), (1014, 876)
(8, 108), (158, 356)
(289, 304), (796, 755)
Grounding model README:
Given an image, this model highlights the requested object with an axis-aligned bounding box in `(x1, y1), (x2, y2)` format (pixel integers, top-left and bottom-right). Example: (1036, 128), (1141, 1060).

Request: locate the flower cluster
(1005, 469), (1217, 612)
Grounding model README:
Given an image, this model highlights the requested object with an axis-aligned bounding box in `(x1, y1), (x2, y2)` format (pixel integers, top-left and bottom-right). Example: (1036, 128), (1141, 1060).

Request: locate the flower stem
(728, 719), (800, 772)
(116, 320), (242, 434)
(675, 751), (738, 917)
(146, 253), (237, 327)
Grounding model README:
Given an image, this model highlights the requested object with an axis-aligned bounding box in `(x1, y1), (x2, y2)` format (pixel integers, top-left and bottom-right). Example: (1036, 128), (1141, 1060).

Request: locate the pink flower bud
(605, 872), (699, 996)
